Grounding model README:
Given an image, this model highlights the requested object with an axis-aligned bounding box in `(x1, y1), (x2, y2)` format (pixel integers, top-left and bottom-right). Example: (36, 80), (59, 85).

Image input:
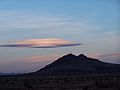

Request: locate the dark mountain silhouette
(34, 53), (120, 75)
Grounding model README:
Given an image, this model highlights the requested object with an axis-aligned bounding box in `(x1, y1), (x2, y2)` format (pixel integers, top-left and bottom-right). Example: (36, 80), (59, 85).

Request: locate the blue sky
(0, 0), (119, 73)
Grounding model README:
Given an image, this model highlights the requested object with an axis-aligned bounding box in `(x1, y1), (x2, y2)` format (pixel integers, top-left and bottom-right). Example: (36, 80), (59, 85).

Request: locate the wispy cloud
(99, 52), (120, 64)
(23, 54), (60, 62)
(0, 38), (82, 48)
(0, 10), (100, 32)
(0, 10), (75, 30)
(0, 53), (60, 73)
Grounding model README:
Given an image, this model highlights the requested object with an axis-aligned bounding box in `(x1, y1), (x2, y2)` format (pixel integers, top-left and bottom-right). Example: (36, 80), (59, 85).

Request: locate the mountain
(34, 53), (120, 75)
(0, 73), (19, 76)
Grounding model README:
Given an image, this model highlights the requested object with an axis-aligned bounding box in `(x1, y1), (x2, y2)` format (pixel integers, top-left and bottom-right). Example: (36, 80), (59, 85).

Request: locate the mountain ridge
(33, 53), (120, 75)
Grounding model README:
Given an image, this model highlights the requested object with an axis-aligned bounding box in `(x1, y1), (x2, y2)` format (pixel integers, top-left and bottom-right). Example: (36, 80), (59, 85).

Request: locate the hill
(34, 53), (120, 75)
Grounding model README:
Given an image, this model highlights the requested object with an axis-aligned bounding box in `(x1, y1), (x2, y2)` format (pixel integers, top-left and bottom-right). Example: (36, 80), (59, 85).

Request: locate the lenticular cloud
(0, 38), (82, 48)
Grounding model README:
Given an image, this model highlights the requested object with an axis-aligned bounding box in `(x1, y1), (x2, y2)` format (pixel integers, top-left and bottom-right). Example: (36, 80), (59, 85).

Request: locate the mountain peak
(58, 53), (76, 60)
(35, 53), (120, 75)
(63, 53), (88, 59)
(65, 53), (76, 57)
(78, 54), (87, 58)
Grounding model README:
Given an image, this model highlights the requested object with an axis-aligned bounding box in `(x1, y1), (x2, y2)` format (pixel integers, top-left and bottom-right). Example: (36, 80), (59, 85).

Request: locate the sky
(0, 0), (119, 73)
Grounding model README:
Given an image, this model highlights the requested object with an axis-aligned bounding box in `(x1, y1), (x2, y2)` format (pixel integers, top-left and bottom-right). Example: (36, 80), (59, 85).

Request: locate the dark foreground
(0, 54), (120, 90)
(0, 74), (120, 90)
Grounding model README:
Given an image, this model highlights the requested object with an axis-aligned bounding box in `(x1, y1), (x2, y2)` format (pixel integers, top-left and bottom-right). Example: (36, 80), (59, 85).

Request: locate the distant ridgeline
(0, 73), (19, 76)
(33, 53), (120, 75)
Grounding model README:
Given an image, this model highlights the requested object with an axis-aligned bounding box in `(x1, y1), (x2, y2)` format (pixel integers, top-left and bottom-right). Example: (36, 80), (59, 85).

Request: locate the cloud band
(0, 38), (82, 48)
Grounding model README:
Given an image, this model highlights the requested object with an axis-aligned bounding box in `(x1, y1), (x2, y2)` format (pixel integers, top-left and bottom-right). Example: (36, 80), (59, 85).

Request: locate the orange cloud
(0, 38), (81, 48)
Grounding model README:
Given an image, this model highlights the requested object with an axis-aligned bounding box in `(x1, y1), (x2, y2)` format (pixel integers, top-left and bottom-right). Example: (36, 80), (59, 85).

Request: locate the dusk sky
(0, 0), (119, 73)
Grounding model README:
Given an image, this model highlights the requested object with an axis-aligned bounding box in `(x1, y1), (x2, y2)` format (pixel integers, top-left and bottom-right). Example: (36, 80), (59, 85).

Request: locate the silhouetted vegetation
(0, 74), (120, 90)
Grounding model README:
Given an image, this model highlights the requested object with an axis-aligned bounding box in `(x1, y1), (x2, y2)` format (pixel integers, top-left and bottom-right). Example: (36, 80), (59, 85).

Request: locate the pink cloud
(23, 54), (60, 62)
(0, 38), (81, 48)
(98, 52), (120, 64)
(87, 53), (101, 58)
(0, 54), (61, 73)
